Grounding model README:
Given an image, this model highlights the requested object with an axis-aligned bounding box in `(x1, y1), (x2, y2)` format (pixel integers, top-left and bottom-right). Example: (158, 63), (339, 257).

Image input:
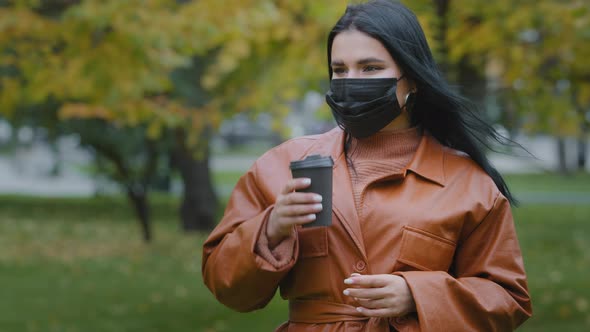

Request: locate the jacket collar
(405, 132), (446, 187)
(319, 127), (446, 187)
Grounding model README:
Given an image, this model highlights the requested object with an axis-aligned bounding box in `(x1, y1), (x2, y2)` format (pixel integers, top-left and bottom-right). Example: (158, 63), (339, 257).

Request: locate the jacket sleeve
(201, 161), (298, 312)
(395, 193), (532, 331)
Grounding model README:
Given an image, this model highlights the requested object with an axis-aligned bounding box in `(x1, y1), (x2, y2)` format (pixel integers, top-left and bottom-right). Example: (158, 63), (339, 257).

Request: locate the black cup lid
(290, 154), (334, 170)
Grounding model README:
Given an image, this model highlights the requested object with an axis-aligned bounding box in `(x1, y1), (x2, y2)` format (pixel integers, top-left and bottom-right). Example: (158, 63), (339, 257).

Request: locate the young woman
(202, 1), (532, 331)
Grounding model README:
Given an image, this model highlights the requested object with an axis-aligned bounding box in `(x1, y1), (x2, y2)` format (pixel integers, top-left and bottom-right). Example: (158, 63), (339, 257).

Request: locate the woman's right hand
(266, 178), (323, 248)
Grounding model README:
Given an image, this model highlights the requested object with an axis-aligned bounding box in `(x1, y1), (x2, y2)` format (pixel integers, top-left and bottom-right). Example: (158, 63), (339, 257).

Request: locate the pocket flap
(397, 226), (456, 271)
(297, 226), (328, 258)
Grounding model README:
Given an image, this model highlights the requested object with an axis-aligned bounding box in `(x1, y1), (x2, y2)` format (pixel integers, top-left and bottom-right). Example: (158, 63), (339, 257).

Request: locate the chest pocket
(394, 225), (456, 272)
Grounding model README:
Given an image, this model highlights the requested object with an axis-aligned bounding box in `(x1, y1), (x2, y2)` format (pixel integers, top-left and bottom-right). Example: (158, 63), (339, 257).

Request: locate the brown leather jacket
(202, 128), (532, 331)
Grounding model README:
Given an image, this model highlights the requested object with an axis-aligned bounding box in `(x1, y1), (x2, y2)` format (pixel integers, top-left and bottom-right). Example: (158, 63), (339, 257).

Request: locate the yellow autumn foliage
(1, 0), (589, 140)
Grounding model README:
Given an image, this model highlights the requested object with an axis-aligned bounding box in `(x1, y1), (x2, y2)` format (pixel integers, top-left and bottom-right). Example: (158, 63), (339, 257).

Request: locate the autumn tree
(0, 0), (219, 241)
(4, 0), (587, 244)
(410, 0), (590, 172)
(0, 0), (350, 241)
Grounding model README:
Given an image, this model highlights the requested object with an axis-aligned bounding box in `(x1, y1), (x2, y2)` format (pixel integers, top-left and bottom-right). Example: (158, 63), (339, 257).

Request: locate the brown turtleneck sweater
(347, 127), (422, 218)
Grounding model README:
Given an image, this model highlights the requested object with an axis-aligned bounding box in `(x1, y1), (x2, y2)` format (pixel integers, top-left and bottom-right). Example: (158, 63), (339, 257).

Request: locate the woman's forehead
(331, 30), (393, 63)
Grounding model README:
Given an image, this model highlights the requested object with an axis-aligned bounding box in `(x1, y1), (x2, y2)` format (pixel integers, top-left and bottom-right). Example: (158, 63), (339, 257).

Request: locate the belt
(288, 299), (392, 330)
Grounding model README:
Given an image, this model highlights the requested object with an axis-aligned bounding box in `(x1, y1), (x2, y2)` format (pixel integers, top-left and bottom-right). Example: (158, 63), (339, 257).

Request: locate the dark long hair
(328, 0), (517, 205)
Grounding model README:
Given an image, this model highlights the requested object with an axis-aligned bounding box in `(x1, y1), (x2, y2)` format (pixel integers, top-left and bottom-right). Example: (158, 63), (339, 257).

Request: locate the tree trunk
(127, 189), (151, 242)
(570, 84), (588, 171)
(173, 129), (218, 232)
(433, 0), (450, 75)
(87, 135), (156, 243)
(557, 136), (569, 175)
(457, 57), (487, 108)
(578, 135), (587, 171)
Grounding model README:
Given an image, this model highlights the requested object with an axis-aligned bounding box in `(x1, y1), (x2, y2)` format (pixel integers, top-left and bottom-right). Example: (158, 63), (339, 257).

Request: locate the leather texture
(202, 127), (532, 331)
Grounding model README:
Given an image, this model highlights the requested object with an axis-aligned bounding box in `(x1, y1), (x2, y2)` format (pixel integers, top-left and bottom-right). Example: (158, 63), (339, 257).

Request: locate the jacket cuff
(394, 271), (452, 330)
(253, 208), (297, 270)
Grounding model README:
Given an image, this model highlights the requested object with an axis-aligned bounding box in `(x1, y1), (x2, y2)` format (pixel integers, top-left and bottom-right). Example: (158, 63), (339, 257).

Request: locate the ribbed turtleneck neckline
(349, 127), (421, 161)
(347, 127), (422, 218)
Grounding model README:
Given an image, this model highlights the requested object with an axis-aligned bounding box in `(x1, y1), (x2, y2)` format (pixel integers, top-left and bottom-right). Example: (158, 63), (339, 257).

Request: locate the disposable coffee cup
(289, 154), (334, 228)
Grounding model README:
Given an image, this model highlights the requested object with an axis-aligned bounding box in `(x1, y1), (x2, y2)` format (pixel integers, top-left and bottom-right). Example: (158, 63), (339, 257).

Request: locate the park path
(1, 136), (589, 205)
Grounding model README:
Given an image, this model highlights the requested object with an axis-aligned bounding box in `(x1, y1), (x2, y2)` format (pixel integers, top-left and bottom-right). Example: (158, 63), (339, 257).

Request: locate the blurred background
(0, 0), (589, 331)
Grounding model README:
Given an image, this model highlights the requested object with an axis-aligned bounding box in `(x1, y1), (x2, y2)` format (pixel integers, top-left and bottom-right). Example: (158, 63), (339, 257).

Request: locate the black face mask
(325, 77), (404, 139)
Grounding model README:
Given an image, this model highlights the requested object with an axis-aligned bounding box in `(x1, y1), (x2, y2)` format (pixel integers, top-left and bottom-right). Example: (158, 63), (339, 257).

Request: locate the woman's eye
(333, 67), (346, 74)
(364, 65), (382, 72)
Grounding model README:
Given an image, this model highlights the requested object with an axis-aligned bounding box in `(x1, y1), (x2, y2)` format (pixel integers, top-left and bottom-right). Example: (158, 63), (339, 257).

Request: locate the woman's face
(330, 29), (414, 110)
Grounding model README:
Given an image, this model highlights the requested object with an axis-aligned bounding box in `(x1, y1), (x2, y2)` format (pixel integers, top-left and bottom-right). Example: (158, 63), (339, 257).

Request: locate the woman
(202, 1), (532, 331)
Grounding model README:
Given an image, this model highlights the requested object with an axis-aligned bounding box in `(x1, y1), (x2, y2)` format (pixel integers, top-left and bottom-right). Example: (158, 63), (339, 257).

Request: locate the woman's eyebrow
(331, 60), (345, 67)
(331, 58), (386, 67)
(357, 57), (386, 65)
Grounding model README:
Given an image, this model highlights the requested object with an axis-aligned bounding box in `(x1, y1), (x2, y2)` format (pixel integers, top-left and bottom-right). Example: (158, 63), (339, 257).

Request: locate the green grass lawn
(0, 195), (286, 332)
(1, 173), (589, 331)
(505, 172), (590, 193)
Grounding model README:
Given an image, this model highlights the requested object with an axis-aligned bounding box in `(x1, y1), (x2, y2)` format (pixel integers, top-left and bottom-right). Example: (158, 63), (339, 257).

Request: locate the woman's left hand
(342, 273), (416, 317)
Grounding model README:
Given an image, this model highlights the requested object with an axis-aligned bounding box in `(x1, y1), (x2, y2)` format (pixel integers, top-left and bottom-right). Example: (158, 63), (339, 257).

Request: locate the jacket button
(354, 260), (366, 272)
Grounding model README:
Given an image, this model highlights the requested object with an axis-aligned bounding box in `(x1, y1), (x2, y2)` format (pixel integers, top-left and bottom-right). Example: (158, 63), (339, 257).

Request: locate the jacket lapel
(318, 129), (368, 261)
(332, 156), (368, 261)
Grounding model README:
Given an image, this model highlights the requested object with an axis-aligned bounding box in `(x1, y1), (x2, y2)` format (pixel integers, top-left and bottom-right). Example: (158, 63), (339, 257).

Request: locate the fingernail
(356, 307), (363, 312)
(314, 203), (323, 211)
(313, 195), (323, 202)
(307, 214), (316, 220)
(302, 178), (311, 185)
(344, 278), (353, 285)
(343, 289), (349, 296)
